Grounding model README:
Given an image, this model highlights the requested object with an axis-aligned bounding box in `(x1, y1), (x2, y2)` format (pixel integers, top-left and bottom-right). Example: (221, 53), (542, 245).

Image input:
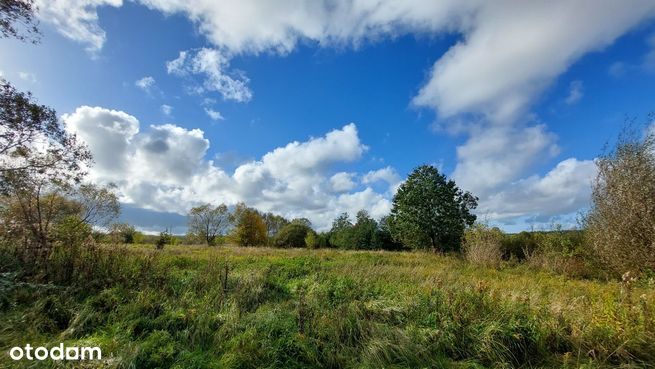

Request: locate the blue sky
(1, 1), (655, 233)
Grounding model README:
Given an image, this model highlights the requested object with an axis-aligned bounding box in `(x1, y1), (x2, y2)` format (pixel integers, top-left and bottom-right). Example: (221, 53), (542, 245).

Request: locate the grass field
(1, 244), (654, 368)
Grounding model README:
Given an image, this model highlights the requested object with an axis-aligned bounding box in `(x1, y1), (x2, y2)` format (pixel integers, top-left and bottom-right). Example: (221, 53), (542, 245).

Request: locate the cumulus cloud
(330, 172), (356, 192)
(65, 107), (388, 229)
(362, 166), (400, 186)
(63, 106), (139, 181)
(35, 0), (123, 52)
(565, 80), (584, 105)
(40, 0), (655, 227)
(478, 158), (596, 223)
(166, 48), (252, 102)
(453, 123), (559, 196)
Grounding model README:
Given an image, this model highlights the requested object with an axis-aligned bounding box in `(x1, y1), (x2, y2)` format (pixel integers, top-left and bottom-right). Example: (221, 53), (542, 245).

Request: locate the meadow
(1, 243), (653, 369)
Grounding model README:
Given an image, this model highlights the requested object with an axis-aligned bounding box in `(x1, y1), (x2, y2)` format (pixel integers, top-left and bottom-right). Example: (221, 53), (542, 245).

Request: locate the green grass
(1, 244), (654, 368)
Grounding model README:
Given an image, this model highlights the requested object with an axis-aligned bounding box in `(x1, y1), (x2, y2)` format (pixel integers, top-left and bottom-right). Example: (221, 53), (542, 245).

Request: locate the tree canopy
(0, 0), (40, 43)
(187, 203), (230, 245)
(389, 165), (477, 252)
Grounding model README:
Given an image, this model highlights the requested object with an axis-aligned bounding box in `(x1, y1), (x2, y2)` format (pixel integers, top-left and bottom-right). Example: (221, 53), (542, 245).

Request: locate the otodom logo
(8, 344), (101, 361)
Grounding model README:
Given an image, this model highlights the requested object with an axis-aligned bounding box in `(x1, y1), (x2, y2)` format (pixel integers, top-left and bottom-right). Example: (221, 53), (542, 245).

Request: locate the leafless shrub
(463, 223), (503, 267)
(583, 119), (655, 276)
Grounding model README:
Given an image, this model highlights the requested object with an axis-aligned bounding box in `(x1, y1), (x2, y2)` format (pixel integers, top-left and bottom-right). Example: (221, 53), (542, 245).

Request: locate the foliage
(304, 230), (318, 249)
(52, 215), (92, 247)
(262, 212), (289, 240)
(232, 203), (267, 246)
(389, 165), (477, 252)
(110, 223), (138, 244)
(1, 244), (654, 368)
(274, 221), (313, 248)
(187, 203), (231, 245)
(583, 120), (655, 276)
(0, 184), (119, 260)
(156, 229), (173, 250)
(0, 79), (91, 194)
(328, 212), (354, 248)
(463, 223), (503, 267)
(0, 0), (40, 42)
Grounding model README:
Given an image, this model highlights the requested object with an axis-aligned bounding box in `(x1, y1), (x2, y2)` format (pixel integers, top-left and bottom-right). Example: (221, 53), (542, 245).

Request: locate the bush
(463, 224), (503, 267)
(156, 230), (173, 250)
(583, 122), (655, 276)
(501, 231), (538, 260)
(304, 231), (318, 249)
(274, 222), (312, 248)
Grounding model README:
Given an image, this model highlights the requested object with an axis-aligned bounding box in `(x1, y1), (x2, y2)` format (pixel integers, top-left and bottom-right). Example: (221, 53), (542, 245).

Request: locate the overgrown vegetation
(1, 9), (654, 365)
(1, 244), (654, 368)
(583, 122), (655, 277)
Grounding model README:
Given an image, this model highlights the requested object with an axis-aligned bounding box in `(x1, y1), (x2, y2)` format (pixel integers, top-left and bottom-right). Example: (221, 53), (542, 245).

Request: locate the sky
(1, 0), (655, 233)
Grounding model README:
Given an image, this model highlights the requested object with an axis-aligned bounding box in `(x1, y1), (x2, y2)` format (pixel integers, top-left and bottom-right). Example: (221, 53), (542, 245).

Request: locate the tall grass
(1, 243), (654, 368)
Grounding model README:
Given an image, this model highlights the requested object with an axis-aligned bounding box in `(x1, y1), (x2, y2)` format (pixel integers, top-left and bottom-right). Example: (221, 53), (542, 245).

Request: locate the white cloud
(63, 106), (139, 181)
(38, 0), (655, 227)
(478, 158), (596, 223)
(135, 76), (156, 93)
(413, 1), (655, 122)
(330, 172), (356, 192)
(65, 107), (388, 229)
(35, 0), (123, 52)
(18, 72), (37, 83)
(204, 108), (224, 121)
(453, 123), (559, 197)
(565, 80), (584, 105)
(167, 48), (252, 102)
(362, 166), (401, 187)
(161, 104), (173, 116)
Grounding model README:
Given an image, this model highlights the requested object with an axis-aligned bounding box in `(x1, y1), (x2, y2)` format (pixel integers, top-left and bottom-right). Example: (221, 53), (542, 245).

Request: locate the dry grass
(1, 243), (654, 368)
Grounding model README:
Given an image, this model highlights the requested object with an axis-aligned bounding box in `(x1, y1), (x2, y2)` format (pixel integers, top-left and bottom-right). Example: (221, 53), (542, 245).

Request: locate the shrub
(304, 231), (318, 249)
(156, 229), (172, 250)
(274, 222), (312, 248)
(463, 223), (503, 267)
(583, 122), (655, 276)
(110, 223), (138, 244)
(501, 231), (539, 260)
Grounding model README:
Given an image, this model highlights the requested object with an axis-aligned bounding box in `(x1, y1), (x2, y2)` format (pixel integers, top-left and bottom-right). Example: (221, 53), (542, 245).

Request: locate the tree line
(1, 3), (654, 278)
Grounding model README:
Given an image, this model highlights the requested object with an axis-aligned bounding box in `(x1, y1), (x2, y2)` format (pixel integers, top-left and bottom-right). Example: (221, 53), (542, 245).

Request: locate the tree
(389, 165), (477, 252)
(187, 203), (230, 245)
(583, 121), (655, 275)
(0, 183), (119, 258)
(350, 210), (377, 250)
(1, 80), (91, 194)
(232, 205), (267, 246)
(274, 221), (313, 248)
(0, 0), (40, 42)
(372, 216), (403, 251)
(262, 212), (289, 240)
(329, 212), (354, 248)
(109, 223), (137, 244)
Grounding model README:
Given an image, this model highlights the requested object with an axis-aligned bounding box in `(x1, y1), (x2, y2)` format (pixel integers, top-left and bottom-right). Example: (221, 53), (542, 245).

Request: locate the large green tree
(232, 203), (267, 246)
(187, 203), (230, 245)
(389, 165), (477, 252)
